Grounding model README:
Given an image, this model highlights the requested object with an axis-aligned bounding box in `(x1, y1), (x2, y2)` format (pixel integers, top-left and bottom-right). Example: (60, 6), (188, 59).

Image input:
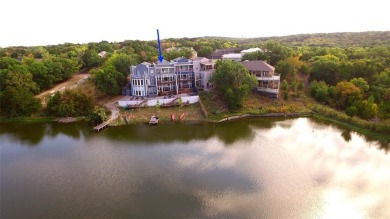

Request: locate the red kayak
(179, 113), (185, 121)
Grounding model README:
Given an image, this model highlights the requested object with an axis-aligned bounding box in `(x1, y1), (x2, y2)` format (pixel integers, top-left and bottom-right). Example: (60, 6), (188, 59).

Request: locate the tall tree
(309, 55), (340, 85)
(334, 81), (362, 109)
(93, 65), (126, 95)
(198, 46), (213, 57)
(211, 60), (257, 111)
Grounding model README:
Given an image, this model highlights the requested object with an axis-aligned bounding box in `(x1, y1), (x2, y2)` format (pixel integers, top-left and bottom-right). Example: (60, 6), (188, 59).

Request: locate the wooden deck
(93, 122), (109, 132)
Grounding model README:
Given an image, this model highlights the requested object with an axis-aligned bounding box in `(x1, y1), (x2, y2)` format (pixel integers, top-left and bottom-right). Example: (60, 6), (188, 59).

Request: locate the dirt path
(103, 96), (123, 124)
(36, 73), (90, 106)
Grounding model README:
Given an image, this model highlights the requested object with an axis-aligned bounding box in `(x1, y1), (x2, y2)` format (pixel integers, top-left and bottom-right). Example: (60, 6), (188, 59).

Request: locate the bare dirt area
(35, 73), (90, 106)
(97, 95), (123, 123)
(112, 103), (205, 125)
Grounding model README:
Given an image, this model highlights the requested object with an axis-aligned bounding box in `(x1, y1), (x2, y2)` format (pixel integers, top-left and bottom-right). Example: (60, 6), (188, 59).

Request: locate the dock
(93, 122), (109, 132)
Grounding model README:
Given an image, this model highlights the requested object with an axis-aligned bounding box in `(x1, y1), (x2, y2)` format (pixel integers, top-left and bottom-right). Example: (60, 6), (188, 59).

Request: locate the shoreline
(217, 112), (313, 122)
(1, 110), (389, 144)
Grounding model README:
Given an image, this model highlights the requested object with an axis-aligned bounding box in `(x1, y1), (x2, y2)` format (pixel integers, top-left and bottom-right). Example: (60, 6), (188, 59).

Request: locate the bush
(346, 106), (358, 117)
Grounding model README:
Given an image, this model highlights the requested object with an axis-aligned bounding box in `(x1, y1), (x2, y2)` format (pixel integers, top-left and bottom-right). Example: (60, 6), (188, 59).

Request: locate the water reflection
(1, 118), (389, 218)
(0, 122), (92, 146)
(265, 118), (390, 218)
(341, 130), (352, 142)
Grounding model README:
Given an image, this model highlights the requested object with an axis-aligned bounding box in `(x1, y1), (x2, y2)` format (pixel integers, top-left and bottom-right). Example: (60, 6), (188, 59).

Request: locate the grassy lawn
(112, 103), (205, 125)
(199, 91), (311, 121)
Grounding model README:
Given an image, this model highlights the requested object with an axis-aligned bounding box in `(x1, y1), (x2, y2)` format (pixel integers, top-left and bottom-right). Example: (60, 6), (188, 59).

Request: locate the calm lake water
(1, 118), (389, 218)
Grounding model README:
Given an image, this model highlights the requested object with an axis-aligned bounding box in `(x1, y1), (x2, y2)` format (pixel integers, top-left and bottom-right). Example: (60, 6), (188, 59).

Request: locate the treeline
(232, 36), (389, 120)
(230, 31), (390, 47)
(1, 31), (389, 121)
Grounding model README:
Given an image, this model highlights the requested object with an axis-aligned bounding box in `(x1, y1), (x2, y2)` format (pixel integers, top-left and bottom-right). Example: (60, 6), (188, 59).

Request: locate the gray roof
(156, 60), (173, 66)
(211, 48), (236, 58)
(141, 62), (151, 66)
(191, 57), (205, 61)
(241, 60), (275, 72)
(173, 57), (189, 63)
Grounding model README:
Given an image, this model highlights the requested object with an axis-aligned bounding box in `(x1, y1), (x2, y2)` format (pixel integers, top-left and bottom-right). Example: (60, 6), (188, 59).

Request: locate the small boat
(149, 115), (159, 125)
(171, 113), (176, 122)
(179, 113), (185, 121)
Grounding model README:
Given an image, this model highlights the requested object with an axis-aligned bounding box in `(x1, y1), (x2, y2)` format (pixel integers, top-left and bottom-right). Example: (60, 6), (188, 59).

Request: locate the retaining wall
(118, 96), (199, 107)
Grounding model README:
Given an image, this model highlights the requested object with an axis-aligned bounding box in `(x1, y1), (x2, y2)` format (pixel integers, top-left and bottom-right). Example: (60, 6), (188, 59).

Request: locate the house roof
(141, 62), (151, 66)
(98, 51), (107, 57)
(241, 60), (275, 72)
(240, 48), (263, 54)
(201, 59), (214, 65)
(211, 48), (236, 58)
(156, 60), (173, 66)
(192, 57), (213, 63)
(173, 57), (190, 63)
(191, 57), (205, 61)
(222, 53), (242, 59)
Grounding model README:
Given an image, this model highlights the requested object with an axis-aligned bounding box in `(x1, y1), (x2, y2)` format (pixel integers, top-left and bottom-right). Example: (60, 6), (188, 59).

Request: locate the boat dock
(93, 122), (109, 132)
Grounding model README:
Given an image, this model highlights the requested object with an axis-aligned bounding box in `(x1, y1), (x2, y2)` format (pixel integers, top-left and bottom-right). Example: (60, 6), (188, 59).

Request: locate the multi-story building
(192, 57), (215, 90)
(129, 58), (196, 97)
(241, 60), (280, 98)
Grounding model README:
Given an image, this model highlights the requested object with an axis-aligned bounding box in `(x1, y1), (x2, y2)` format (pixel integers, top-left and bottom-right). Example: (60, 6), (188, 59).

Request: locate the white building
(192, 57), (215, 90)
(240, 48), (263, 56)
(221, 53), (242, 62)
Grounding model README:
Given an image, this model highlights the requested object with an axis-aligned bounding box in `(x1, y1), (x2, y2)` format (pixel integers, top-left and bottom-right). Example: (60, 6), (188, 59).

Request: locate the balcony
(157, 80), (175, 84)
(256, 75), (280, 81)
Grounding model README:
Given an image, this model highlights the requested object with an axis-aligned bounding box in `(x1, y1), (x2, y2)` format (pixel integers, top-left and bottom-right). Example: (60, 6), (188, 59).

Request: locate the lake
(1, 118), (389, 218)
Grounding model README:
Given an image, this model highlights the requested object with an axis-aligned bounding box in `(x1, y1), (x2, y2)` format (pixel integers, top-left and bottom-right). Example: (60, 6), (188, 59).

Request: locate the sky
(1, 0), (389, 47)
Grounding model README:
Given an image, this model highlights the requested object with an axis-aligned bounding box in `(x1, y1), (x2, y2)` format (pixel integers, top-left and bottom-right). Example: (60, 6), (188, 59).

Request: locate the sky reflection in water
(1, 118), (389, 218)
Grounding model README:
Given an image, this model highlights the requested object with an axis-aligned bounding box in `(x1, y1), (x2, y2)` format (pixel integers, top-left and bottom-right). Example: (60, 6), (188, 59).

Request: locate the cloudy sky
(1, 0), (389, 47)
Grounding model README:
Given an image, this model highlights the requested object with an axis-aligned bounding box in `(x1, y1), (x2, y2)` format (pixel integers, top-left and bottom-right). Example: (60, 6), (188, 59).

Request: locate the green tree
(46, 92), (61, 115)
(91, 107), (108, 125)
(264, 40), (291, 66)
(24, 59), (54, 91)
(298, 80), (304, 90)
(82, 49), (102, 68)
(310, 81), (329, 103)
(0, 87), (41, 117)
(309, 55), (340, 85)
(198, 46), (213, 57)
(281, 80), (289, 100)
(94, 65), (126, 95)
(378, 88), (390, 119)
(373, 68), (390, 89)
(334, 81), (362, 109)
(276, 60), (294, 80)
(356, 96), (378, 119)
(5, 71), (39, 94)
(241, 51), (269, 62)
(46, 87), (94, 117)
(104, 53), (136, 76)
(350, 77), (369, 93)
(346, 106), (358, 117)
(211, 60), (257, 111)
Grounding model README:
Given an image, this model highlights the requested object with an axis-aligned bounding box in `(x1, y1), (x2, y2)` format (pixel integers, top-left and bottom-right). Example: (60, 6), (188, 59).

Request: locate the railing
(257, 87), (279, 94)
(157, 80), (175, 84)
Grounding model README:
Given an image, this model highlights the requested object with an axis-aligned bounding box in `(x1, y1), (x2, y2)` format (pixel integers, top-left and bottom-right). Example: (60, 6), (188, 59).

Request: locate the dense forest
(0, 31), (389, 127)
